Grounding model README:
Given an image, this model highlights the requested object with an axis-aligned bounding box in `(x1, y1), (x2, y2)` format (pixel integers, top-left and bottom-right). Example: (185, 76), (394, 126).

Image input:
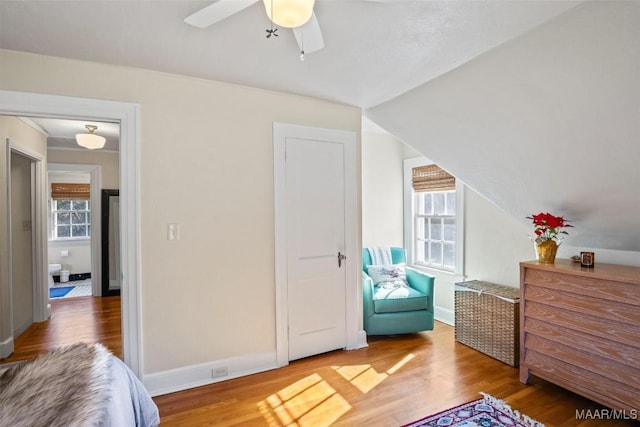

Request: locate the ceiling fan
(184, 0), (324, 58)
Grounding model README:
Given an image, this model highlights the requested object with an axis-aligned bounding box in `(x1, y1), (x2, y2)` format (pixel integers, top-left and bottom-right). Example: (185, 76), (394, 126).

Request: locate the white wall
(48, 149), (119, 189)
(464, 189), (533, 286)
(0, 50), (362, 378)
(361, 130), (405, 248)
(367, 1), (640, 260)
(48, 242), (91, 275)
(558, 245), (640, 268)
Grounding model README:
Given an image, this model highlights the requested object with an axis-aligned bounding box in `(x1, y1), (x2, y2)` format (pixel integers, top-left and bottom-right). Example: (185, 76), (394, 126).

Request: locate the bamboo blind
(51, 183), (90, 200)
(412, 164), (455, 192)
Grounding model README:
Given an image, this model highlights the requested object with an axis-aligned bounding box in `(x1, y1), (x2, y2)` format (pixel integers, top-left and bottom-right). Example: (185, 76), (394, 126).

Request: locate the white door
(286, 137), (347, 360)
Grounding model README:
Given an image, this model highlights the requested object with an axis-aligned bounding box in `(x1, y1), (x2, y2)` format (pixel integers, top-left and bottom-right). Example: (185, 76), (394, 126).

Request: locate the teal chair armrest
(362, 271), (375, 316)
(406, 266), (434, 301)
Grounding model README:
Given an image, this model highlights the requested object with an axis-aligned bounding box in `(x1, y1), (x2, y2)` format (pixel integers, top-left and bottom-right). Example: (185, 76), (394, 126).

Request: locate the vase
(535, 240), (558, 264)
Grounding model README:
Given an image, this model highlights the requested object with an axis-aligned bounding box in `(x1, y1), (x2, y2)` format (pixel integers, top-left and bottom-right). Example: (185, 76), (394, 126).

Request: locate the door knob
(338, 252), (346, 267)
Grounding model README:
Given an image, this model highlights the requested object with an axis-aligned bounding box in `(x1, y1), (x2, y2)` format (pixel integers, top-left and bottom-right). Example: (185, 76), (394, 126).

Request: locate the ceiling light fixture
(76, 124), (106, 150)
(263, 0), (315, 28)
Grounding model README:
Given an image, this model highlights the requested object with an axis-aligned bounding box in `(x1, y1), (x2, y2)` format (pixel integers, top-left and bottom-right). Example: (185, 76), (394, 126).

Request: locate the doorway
(10, 151), (35, 338)
(0, 90), (142, 376)
(47, 164), (102, 299)
(0, 135), (48, 359)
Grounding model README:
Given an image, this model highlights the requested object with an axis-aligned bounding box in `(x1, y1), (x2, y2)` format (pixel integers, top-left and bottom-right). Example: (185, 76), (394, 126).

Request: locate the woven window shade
(51, 183), (90, 200)
(412, 164), (455, 192)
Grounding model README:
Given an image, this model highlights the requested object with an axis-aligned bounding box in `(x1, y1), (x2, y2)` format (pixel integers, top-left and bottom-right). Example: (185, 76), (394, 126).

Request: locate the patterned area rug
(403, 393), (545, 427)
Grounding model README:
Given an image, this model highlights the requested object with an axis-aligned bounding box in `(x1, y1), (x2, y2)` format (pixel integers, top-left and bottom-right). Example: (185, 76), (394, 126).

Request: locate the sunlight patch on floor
(258, 373), (351, 427)
(386, 353), (415, 374)
(333, 364), (387, 393)
(333, 353), (415, 393)
(258, 353), (416, 425)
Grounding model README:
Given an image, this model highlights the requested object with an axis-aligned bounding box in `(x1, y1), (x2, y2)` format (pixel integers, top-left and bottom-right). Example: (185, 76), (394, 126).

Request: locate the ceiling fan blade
(184, 0), (259, 28)
(292, 12), (324, 54)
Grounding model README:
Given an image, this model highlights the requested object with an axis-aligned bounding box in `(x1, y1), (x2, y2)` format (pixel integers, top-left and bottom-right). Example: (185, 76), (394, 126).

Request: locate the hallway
(0, 295), (121, 364)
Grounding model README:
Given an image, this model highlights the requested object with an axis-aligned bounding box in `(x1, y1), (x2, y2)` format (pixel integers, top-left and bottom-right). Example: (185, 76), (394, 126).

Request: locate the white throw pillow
(367, 264), (407, 286)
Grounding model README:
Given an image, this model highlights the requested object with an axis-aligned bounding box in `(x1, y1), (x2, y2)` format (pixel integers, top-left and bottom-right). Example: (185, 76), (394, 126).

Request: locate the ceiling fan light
(76, 125), (106, 149)
(263, 0), (315, 28)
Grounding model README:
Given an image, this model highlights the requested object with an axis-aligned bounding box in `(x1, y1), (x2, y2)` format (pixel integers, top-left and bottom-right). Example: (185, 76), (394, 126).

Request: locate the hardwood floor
(154, 323), (637, 427)
(1, 298), (635, 426)
(0, 295), (122, 364)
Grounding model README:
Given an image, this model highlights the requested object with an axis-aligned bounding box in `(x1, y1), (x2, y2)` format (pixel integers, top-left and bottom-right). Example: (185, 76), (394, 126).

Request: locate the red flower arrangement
(527, 212), (573, 244)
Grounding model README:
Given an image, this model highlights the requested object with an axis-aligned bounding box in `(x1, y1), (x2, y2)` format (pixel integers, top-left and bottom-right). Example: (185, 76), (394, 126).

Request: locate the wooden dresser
(520, 259), (640, 411)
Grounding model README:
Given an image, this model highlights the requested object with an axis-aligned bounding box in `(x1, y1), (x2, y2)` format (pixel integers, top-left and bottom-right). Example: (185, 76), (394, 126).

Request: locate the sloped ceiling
(367, 1), (640, 252)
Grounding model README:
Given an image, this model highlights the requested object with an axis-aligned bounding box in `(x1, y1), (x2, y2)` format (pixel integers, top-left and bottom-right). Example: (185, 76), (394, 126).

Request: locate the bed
(0, 343), (159, 426)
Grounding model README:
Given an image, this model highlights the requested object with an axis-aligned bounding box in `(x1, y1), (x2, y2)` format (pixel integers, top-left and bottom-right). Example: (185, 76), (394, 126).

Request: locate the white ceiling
(26, 117), (121, 151)
(0, 0), (580, 109)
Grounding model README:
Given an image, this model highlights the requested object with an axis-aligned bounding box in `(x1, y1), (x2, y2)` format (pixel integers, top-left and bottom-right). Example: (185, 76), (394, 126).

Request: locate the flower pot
(535, 240), (558, 264)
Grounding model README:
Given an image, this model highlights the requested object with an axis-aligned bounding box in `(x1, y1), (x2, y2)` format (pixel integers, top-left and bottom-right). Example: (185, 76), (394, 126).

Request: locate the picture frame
(580, 251), (595, 268)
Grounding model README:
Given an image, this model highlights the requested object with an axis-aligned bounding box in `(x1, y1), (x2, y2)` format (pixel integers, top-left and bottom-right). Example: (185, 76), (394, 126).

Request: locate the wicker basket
(455, 280), (520, 367)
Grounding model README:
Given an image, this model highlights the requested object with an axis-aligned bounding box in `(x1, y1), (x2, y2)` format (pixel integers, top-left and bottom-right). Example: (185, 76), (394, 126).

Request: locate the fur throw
(0, 343), (112, 427)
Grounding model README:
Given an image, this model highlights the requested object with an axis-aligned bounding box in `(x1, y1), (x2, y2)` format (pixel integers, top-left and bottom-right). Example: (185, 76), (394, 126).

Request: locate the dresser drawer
(523, 268), (640, 306)
(523, 300), (640, 348)
(523, 348), (640, 411)
(524, 317), (640, 375)
(523, 283), (640, 325)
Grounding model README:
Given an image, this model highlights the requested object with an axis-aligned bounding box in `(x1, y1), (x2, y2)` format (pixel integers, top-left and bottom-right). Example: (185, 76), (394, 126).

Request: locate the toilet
(48, 263), (61, 287)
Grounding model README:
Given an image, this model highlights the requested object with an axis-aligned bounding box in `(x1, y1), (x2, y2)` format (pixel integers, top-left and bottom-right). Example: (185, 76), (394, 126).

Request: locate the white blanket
(368, 246), (392, 265)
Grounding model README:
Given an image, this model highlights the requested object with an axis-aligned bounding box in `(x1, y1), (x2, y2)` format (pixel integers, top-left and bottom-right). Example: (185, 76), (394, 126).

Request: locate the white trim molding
(17, 117), (48, 137)
(144, 351), (278, 397)
(0, 335), (14, 359)
(0, 90), (142, 378)
(435, 306), (455, 326)
(356, 330), (368, 349)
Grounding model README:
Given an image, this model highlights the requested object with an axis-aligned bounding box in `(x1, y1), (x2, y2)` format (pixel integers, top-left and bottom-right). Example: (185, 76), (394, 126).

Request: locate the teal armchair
(362, 247), (435, 335)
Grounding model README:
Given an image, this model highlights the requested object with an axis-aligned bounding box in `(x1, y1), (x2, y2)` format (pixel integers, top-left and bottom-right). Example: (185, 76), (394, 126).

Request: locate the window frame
(403, 157), (465, 275)
(50, 198), (91, 241)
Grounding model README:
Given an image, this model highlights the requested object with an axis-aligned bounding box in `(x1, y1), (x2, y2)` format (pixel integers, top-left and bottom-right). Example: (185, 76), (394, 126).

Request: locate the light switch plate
(167, 223), (180, 240)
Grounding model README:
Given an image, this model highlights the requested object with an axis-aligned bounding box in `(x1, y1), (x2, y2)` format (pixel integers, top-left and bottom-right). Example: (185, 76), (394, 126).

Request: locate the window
(404, 158), (464, 273)
(50, 182), (91, 240)
(52, 199), (91, 239)
(414, 190), (456, 270)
